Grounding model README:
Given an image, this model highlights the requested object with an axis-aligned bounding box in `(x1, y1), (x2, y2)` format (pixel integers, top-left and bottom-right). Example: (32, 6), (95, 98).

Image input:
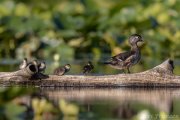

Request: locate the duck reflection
(113, 103), (137, 119)
(41, 88), (179, 117)
(13, 88), (180, 120)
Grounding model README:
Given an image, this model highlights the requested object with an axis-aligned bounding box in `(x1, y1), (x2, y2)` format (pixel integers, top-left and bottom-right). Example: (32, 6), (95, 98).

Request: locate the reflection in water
(1, 87), (180, 119)
(40, 88), (180, 119)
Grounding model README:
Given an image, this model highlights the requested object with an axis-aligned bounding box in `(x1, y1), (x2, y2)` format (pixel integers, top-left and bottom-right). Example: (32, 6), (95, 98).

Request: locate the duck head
(87, 61), (92, 65)
(32, 60), (39, 66)
(128, 34), (143, 46)
(24, 58), (27, 62)
(87, 61), (94, 69)
(64, 64), (71, 70)
(40, 61), (46, 66)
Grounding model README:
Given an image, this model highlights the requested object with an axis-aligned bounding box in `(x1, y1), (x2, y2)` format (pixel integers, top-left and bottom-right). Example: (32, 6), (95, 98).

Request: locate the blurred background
(1, 0), (180, 120)
(0, 0), (180, 74)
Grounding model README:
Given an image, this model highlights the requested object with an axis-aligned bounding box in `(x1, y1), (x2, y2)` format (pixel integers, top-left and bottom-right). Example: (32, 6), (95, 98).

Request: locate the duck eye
(135, 36), (139, 39)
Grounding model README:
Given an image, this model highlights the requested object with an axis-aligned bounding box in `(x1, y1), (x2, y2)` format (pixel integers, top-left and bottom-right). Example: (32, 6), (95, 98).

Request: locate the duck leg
(122, 69), (126, 73)
(127, 68), (131, 73)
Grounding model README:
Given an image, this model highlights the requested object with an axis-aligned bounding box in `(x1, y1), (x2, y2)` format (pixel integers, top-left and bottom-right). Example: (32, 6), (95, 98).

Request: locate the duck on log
(0, 59), (179, 87)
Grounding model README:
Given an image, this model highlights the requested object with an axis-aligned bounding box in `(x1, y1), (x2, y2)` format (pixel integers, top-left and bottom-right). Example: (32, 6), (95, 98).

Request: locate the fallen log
(0, 59), (180, 87)
(0, 63), (38, 80)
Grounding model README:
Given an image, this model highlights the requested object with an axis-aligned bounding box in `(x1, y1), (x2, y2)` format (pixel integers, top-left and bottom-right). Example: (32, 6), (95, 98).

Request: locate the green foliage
(0, 87), (34, 104)
(3, 103), (26, 120)
(0, 0), (180, 61)
(0, 87), (80, 120)
(0, 87), (34, 120)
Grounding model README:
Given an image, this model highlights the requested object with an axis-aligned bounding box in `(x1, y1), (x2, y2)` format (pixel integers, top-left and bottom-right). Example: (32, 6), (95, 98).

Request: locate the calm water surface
(35, 88), (180, 120)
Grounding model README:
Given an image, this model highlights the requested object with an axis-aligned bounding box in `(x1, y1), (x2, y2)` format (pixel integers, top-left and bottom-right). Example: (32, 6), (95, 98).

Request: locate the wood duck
(19, 58), (28, 69)
(30, 60), (39, 73)
(104, 34), (143, 73)
(53, 64), (71, 76)
(83, 61), (94, 74)
(30, 60), (48, 80)
(38, 61), (46, 73)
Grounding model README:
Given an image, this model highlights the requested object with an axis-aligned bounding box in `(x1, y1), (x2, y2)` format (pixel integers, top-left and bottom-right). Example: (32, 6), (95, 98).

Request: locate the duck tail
(103, 61), (111, 65)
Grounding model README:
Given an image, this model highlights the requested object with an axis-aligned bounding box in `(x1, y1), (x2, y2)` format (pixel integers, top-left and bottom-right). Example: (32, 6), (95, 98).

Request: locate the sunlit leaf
(59, 99), (79, 116)
(14, 3), (30, 17)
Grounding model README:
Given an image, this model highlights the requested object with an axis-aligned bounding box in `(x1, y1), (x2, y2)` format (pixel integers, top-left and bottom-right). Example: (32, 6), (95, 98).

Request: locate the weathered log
(0, 59), (180, 87)
(0, 64), (38, 80)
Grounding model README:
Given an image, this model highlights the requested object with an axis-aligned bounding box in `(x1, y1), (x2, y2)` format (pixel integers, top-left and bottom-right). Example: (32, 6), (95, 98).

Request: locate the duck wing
(123, 50), (140, 67)
(53, 67), (65, 75)
(112, 51), (132, 61)
(123, 55), (134, 66)
(83, 65), (89, 73)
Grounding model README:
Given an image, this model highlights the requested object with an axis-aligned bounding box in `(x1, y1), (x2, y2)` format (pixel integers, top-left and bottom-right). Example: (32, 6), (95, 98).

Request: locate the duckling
(104, 34), (143, 73)
(19, 58), (28, 69)
(31, 60), (39, 66)
(53, 64), (71, 76)
(38, 61), (46, 73)
(28, 60), (48, 80)
(83, 61), (94, 74)
(30, 60), (39, 73)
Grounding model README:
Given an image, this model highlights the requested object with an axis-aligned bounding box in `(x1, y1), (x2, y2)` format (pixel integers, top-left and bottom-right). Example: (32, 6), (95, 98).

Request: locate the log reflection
(41, 88), (180, 113)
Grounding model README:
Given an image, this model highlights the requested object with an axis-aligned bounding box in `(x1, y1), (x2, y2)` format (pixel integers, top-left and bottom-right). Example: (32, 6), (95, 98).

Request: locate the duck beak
(140, 37), (144, 41)
(137, 38), (145, 46)
(139, 37), (144, 43)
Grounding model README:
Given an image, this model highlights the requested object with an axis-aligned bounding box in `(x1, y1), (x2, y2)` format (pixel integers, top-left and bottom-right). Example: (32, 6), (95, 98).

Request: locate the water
(40, 88), (180, 120)
(12, 87), (179, 120)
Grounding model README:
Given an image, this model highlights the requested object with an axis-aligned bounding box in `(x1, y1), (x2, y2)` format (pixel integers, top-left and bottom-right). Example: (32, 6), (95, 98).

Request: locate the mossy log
(0, 59), (180, 87)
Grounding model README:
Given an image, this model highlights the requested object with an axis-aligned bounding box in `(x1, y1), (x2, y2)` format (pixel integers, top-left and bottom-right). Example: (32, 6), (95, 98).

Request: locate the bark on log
(0, 59), (180, 87)
(0, 64), (38, 80)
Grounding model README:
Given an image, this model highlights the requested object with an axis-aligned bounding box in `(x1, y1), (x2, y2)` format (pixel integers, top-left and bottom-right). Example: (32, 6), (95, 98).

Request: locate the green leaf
(0, 87), (35, 105)
(4, 103), (26, 120)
